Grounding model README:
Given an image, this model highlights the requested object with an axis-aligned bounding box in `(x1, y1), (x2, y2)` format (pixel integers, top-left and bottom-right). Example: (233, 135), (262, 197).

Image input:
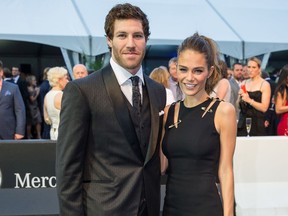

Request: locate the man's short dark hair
(104, 3), (150, 42)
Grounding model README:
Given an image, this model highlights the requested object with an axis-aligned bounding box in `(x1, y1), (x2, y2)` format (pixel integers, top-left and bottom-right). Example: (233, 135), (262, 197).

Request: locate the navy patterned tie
(130, 76), (141, 114)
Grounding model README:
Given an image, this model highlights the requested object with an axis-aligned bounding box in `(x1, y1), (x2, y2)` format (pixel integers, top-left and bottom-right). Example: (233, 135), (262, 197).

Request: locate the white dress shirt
(110, 58), (144, 105)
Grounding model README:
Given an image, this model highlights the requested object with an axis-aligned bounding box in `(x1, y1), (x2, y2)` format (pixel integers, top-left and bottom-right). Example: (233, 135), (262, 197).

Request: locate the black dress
(237, 91), (267, 136)
(162, 98), (223, 216)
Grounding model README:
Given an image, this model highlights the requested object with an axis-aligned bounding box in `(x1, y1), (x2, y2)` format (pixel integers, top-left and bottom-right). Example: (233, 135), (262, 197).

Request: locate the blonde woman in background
(44, 67), (69, 140)
(237, 57), (271, 136)
(149, 66), (176, 105)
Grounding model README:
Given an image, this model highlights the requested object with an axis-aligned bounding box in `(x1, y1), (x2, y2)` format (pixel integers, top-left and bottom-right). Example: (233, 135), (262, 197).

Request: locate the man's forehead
(114, 19), (143, 30)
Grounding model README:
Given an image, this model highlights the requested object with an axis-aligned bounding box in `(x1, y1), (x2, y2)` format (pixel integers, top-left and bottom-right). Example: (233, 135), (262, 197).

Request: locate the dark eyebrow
(193, 67), (205, 70)
(115, 31), (126, 34)
(177, 64), (187, 68)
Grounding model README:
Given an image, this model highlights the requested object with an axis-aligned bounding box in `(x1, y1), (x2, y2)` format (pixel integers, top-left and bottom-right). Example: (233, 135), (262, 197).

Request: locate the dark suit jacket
(15, 76), (29, 106)
(0, 80), (26, 139)
(56, 64), (166, 216)
(229, 77), (240, 118)
(265, 78), (278, 135)
(229, 77), (240, 108)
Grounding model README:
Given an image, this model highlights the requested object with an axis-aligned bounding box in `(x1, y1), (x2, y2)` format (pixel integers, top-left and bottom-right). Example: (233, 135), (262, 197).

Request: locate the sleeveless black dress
(237, 91), (267, 136)
(162, 98), (223, 216)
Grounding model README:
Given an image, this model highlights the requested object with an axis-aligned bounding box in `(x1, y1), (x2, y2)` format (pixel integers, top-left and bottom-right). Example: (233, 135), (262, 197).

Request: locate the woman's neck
(52, 86), (62, 91)
(184, 92), (209, 108)
(250, 74), (261, 82)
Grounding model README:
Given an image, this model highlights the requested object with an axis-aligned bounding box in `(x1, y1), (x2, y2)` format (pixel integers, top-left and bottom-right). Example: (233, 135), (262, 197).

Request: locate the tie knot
(130, 76), (139, 87)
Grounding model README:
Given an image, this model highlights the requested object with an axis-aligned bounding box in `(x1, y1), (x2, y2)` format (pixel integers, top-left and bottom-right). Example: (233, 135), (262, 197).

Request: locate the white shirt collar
(14, 75), (20, 83)
(110, 58), (145, 86)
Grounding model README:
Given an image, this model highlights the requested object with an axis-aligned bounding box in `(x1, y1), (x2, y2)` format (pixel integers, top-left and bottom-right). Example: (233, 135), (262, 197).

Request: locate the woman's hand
(240, 92), (252, 104)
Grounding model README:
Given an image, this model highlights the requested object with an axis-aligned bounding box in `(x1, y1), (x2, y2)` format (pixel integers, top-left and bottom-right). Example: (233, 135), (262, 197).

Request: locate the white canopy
(0, 0), (91, 55)
(209, 0), (288, 59)
(1, 0), (288, 60)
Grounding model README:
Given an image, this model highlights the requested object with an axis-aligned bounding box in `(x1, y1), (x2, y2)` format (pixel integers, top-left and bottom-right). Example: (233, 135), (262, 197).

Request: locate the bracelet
(249, 99), (254, 106)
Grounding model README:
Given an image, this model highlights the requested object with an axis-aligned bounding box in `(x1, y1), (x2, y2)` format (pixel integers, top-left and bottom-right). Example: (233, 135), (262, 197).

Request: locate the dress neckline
(181, 97), (212, 110)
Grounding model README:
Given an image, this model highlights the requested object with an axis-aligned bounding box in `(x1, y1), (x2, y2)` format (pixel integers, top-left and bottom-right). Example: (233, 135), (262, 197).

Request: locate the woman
(161, 33), (236, 215)
(237, 57), (271, 136)
(26, 74), (42, 139)
(274, 65), (288, 135)
(149, 66), (176, 105)
(43, 67), (69, 140)
(210, 60), (232, 102)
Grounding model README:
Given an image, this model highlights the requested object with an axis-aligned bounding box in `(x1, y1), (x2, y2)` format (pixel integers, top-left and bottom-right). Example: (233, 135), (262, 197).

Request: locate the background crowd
(0, 3), (287, 216)
(0, 62), (88, 140)
(0, 53), (288, 140)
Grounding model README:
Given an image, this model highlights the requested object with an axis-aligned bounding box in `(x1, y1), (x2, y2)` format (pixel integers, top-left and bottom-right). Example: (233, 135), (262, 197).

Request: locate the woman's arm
(43, 95), (51, 125)
(215, 79), (230, 101)
(216, 102), (237, 216)
(28, 86), (40, 102)
(241, 80), (271, 113)
(275, 92), (288, 114)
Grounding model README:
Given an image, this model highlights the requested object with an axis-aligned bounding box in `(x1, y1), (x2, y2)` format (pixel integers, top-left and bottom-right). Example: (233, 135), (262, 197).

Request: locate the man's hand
(14, 134), (24, 140)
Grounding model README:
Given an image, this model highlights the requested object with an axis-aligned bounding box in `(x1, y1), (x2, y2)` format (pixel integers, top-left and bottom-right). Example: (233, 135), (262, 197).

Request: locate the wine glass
(246, 118), (252, 137)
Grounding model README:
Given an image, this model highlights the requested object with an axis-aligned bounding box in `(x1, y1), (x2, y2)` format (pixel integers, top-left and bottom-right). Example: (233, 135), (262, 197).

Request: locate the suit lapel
(144, 76), (160, 165)
(102, 65), (143, 160)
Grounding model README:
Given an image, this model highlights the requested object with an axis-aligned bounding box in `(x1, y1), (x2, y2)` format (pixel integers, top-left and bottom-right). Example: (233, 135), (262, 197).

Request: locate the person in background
(11, 66), (29, 138)
(26, 74), (42, 139)
(56, 3), (166, 216)
(11, 66), (29, 105)
(72, 64), (88, 79)
(0, 60), (26, 140)
(262, 71), (277, 135)
(227, 67), (233, 80)
(229, 62), (243, 120)
(3, 67), (14, 82)
(237, 57), (271, 136)
(274, 65), (288, 135)
(210, 60), (231, 102)
(168, 57), (184, 101)
(43, 67), (69, 141)
(149, 66), (175, 105)
(242, 65), (250, 80)
(161, 33), (236, 216)
(38, 67), (51, 139)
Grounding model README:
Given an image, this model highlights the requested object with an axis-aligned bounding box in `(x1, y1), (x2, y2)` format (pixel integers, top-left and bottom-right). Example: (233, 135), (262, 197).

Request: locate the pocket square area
(5, 90), (12, 96)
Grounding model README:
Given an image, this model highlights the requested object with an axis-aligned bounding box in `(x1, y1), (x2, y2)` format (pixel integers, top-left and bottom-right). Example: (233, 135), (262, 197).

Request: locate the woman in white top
(210, 60), (231, 102)
(44, 67), (69, 140)
(149, 66), (176, 105)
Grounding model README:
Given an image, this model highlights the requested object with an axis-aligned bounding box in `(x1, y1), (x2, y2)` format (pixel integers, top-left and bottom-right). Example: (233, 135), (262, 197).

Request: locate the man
(229, 62), (243, 119)
(168, 57), (184, 101)
(11, 66), (29, 127)
(72, 64), (88, 79)
(11, 66), (29, 102)
(242, 65), (250, 80)
(0, 60), (26, 139)
(227, 67), (233, 80)
(56, 3), (166, 216)
(3, 67), (14, 82)
(38, 67), (51, 139)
